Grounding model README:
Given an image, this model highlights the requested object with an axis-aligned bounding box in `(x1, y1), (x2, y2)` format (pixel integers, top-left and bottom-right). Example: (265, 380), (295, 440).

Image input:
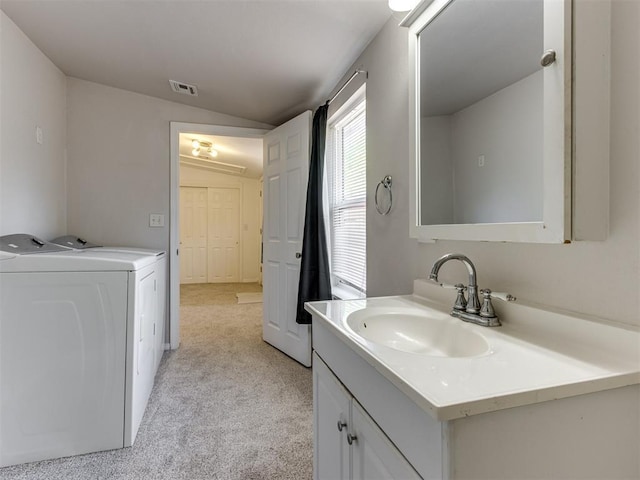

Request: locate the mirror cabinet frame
(404, 0), (573, 243)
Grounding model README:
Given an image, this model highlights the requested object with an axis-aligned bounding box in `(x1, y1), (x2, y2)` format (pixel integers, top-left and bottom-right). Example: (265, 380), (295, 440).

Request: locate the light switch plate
(149, 214), (165, 227)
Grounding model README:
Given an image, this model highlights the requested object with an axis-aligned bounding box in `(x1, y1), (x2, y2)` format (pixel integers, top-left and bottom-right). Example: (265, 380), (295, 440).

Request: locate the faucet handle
(481, 289), (516, 302)
(479, 289), (496, 318)
(479, 289), (515, 321)
(453, 283), (467, 311)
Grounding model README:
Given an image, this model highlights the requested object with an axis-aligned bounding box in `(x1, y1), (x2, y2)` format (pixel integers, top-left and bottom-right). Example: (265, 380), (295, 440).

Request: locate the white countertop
(305, 281), (640, 421)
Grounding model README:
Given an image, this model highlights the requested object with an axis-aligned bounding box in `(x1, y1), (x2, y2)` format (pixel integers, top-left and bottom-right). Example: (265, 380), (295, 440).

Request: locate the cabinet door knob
(296, 252), (302, 259)
(337, 420), (347, 432)
(347, 433), (357, 445)
(540, 49), (557, 67)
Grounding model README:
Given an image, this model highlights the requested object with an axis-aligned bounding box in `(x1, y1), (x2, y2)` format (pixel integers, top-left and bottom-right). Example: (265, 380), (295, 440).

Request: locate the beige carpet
(180, 282), (262, 306)
(1, 283), (312, 480)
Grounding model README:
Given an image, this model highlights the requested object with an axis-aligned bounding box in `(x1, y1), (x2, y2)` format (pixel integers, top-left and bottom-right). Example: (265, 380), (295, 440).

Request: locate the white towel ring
(375, 175), (393, 215)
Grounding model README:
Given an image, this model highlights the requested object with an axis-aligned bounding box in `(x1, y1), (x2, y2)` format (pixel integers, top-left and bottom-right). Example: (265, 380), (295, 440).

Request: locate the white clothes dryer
(50, 234), (165, 256)
(0, 235), (164, 467)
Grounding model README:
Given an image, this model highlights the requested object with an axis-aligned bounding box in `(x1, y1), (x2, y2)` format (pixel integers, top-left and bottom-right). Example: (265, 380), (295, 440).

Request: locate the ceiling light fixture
(191, 139), (218, 158)
(388, 0), (420, 12)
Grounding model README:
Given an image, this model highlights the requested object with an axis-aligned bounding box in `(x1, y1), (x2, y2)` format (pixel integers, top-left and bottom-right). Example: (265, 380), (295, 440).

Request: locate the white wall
(328, 15), (419, 297)
(421, 72), (542, 226)
(65, 78), (271, 251)
(420, 115), (453, 225)
(5, 2), (637, 328)
(0, 12), (67, 238)
(333, 2), (639, 328)
(450, 71), (543, 224)
(179, 165), (261, 282)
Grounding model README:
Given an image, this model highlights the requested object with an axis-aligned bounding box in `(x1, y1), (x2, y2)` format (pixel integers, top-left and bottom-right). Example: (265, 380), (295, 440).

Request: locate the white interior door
(207, 187), (241, 283)
(179, 187), (208, 284)
(262, 110), (312, 367)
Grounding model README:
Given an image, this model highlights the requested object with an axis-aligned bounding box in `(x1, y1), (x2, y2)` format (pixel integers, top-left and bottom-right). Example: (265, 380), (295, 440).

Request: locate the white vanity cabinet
(313, 318), (444, 479)
(313, 352), (421, 480)
(308, 292), (640, 480)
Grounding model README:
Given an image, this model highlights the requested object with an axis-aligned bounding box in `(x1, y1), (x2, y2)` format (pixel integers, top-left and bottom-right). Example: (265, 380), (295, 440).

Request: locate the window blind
(328, 99), (366, 293)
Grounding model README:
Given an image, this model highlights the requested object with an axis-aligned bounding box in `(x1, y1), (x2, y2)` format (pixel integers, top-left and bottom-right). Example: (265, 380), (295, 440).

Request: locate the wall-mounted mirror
(405, 0), (572, 243)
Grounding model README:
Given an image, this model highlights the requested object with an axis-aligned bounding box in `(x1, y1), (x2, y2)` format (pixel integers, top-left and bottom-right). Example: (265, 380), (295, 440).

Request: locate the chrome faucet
(429, 253), (515, 327)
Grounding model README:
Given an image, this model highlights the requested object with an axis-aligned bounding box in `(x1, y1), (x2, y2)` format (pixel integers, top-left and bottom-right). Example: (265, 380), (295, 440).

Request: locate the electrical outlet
(478, 155), (485, 167)
(36, 126), (43, 145)
(149, 214), (165, 227)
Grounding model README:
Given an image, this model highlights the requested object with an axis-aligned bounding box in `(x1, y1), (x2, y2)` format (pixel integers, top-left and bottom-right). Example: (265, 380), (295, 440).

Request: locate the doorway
(170, 123), (269, 349)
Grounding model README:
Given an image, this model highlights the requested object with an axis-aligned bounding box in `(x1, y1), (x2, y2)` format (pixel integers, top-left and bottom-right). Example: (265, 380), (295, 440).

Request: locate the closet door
(207, 187), (241, 283)
(179, 186), (208, 284)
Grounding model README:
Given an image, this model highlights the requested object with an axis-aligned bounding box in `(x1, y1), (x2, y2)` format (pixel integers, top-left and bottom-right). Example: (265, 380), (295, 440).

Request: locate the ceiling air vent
(169, 80), (198, 96)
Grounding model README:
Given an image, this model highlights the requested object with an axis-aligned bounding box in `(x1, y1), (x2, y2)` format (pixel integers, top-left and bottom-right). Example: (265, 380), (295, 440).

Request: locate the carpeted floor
(180, 282), (263, 306)
(1, 283), (313, 480)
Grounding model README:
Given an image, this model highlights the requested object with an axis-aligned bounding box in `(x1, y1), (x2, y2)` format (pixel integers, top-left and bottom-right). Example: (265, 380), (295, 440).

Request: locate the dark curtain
(296, 104), (332, 324)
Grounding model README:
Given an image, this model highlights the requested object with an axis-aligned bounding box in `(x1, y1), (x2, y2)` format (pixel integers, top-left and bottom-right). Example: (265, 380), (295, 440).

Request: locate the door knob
(295, 252), (302, 259)
(337, 420), (347, 432)
(347, 433), (357, 445)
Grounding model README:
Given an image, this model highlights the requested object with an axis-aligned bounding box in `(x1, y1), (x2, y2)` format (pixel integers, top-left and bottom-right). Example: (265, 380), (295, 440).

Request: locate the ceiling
(420, 0), (542, 116)
(1, 0), (392, 126)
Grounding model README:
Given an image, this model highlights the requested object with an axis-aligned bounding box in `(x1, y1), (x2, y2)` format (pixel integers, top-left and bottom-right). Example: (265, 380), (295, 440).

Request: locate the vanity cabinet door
(313, 353), (351, 480)
(314, 352), (422, 480)
(351, 400), (422, 480)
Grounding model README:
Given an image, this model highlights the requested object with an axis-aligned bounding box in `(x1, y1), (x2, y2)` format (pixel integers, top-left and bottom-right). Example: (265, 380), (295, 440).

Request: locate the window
(327, 89), (366, 296)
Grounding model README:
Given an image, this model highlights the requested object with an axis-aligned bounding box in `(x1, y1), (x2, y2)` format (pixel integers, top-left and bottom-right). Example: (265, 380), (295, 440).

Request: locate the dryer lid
(50, 235), (102, 249)
(0, 251), (16, 261)
(0, 234), (70, 254)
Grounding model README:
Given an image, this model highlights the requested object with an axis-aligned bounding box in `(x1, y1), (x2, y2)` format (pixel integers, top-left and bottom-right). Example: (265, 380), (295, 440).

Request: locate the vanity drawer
(313, 319), (443, 479)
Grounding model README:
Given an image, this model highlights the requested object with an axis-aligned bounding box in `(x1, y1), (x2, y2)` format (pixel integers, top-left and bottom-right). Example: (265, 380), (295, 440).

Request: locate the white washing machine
(0, 234), (165, 467)
(51, 235), (167, 373)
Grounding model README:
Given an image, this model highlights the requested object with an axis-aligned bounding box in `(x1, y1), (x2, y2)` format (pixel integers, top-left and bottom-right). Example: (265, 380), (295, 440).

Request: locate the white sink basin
(345, 307), (490, 357)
